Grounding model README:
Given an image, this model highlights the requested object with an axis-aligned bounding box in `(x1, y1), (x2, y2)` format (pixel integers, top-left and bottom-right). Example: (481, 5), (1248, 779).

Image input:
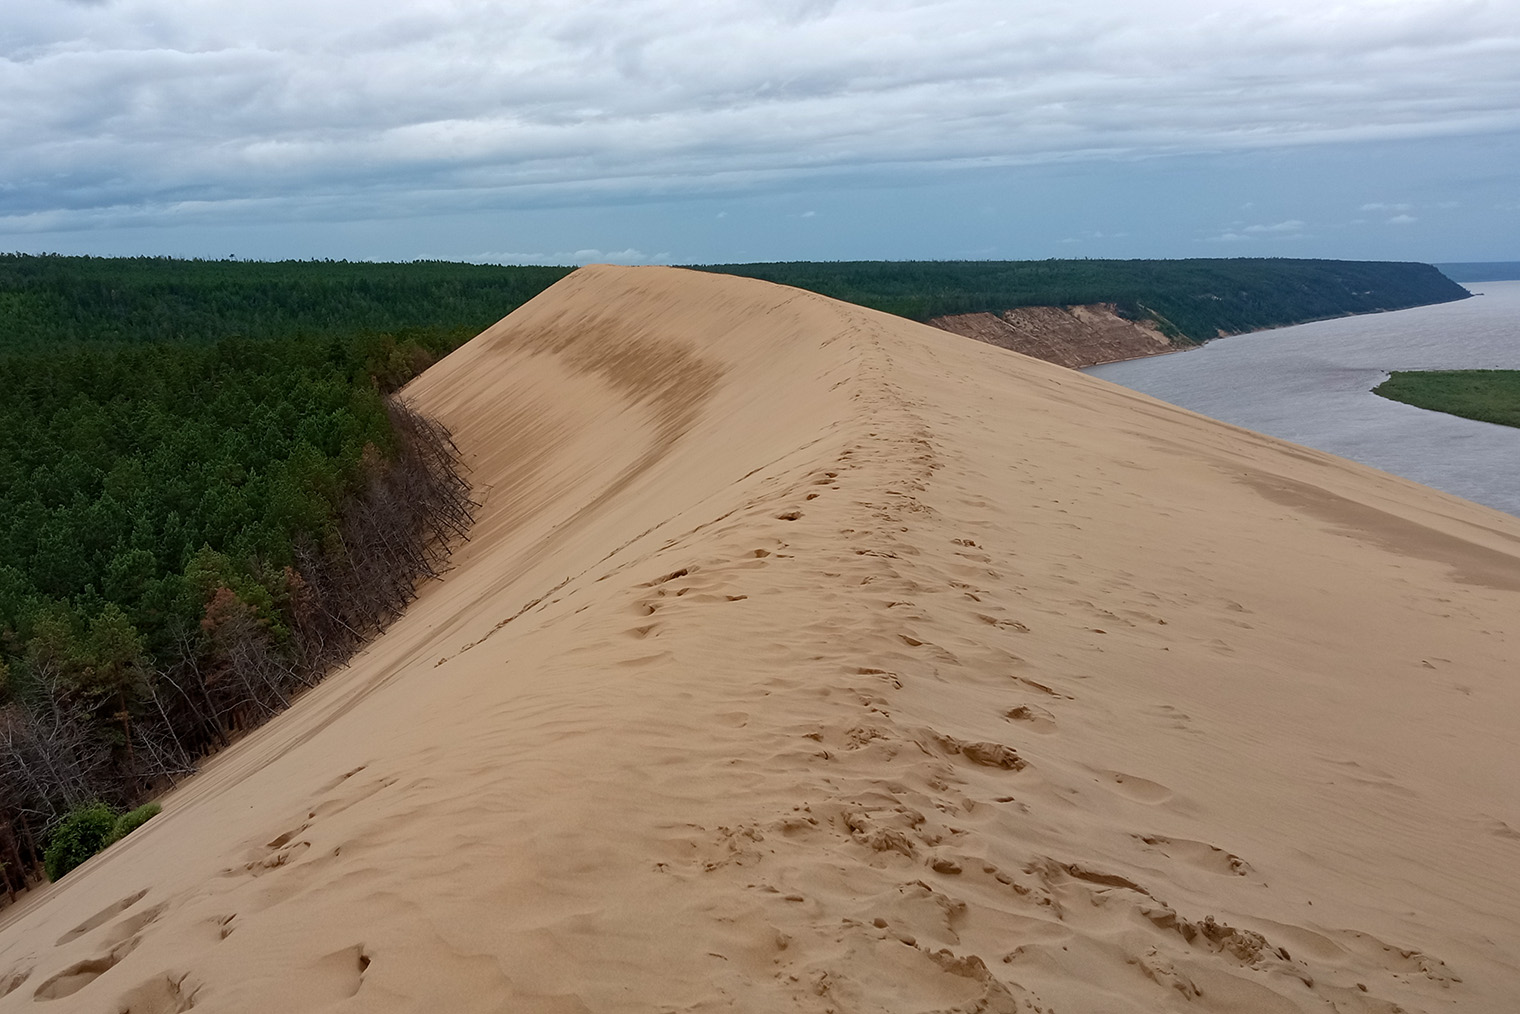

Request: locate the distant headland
(1435, 261), (1520, 283)
(696, 258), (1470, 367)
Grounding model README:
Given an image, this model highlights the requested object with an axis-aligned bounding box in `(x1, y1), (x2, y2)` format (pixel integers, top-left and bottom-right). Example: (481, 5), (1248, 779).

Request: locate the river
(1086, 280), (1520, 517)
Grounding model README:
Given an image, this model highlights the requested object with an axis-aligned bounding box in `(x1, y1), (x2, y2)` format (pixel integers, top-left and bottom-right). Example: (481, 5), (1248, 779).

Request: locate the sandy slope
(2, 265), (1518, 1013)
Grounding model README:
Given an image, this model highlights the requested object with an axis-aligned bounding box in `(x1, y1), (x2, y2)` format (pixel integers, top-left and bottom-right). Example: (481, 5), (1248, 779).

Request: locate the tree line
(0, 254), (569, 351)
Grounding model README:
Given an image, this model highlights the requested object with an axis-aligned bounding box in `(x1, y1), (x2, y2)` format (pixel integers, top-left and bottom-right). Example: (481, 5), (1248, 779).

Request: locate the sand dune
(2, 265), (1518, 1013)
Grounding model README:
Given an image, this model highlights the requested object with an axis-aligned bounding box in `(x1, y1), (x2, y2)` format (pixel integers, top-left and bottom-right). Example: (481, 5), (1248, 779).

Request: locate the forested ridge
(693, 258), (1469, 341)
(0, 255), (569, 896)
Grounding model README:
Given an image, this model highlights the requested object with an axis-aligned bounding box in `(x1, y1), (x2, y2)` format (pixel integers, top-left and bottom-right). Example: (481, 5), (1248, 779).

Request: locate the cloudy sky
(2, 0), (1517, 264)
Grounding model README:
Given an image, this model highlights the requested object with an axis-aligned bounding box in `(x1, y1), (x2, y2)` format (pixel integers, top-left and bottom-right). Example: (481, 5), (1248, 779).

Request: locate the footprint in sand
(1486, 817), (1520, 841)
(933, 733), (1026, 771)
(113, 970), (200, 1013)
(228, 774), (394, 881)
(34, 895), (174, 1006)
(1093, 770), (1173, 804)
(1331, 929), (1461, 986)
(897, 634), (962, 665)
(1002, 704), (1057, 734)
(0, 967), (29, 999)
(616, 651), (673, 668)
(56, 889), (150, 946)
(639, 566), (694, 588)
(1147, 704), (1194, 733)
(313, 944), (372, 1000)
(238, 837), (312, 877)
(1013, 677), (1074, 700)
(856, 667), (904, 690)
(1135, 835), (1253, 877)
(33, 935), (142, 1001)
(976, 614), (1030, 632)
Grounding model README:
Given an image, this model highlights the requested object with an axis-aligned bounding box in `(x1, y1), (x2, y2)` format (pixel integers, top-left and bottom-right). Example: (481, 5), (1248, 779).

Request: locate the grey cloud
(1, 0), (1518, 229)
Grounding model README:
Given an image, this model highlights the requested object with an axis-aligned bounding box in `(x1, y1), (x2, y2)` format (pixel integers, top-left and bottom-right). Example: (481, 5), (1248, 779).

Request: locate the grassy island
(1373, 370), (1520, 429)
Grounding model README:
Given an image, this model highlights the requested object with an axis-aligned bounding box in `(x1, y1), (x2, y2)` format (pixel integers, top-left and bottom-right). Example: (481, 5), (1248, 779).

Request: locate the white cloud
(1244, 219), (1305, 233)
(1386, 213), (1418, 225)
(1207, 218), (1306, 242)
(1, 0), (1517, 229)
(461, 248), (667, 266)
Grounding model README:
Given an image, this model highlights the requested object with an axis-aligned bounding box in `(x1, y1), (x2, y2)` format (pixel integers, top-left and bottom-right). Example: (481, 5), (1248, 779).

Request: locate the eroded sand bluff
(1, 266), (1517, 1013)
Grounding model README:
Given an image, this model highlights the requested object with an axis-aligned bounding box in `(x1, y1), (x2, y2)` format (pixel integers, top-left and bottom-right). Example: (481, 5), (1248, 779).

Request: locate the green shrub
(42, 801), (164, 881)
(44, 803), (119, 881)
(106, 803), (162, 846)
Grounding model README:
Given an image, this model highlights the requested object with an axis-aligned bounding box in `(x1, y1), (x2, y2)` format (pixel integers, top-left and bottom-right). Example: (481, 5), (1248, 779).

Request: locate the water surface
(1086, 280), (1520, 516)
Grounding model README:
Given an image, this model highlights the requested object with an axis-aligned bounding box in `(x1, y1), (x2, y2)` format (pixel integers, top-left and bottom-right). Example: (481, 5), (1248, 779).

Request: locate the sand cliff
(929, 304), (1185, 367)
(1, 266), (1517, 1013)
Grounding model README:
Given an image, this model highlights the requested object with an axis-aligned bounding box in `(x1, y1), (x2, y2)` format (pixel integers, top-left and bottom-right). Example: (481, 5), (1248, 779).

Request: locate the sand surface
(2, 265), (1518, 1012)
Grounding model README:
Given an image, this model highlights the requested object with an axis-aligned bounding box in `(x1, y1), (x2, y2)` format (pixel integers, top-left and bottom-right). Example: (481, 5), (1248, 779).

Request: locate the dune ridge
(1, 265), (1517, 1013)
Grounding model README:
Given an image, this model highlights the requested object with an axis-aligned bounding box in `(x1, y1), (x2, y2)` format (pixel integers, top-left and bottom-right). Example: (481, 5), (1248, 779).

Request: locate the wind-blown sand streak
(1, 265), (1516, 1013)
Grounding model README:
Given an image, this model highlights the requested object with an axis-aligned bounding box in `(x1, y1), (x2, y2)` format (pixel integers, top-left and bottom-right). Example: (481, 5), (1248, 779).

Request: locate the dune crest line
(1, 265), (1517, 1013)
